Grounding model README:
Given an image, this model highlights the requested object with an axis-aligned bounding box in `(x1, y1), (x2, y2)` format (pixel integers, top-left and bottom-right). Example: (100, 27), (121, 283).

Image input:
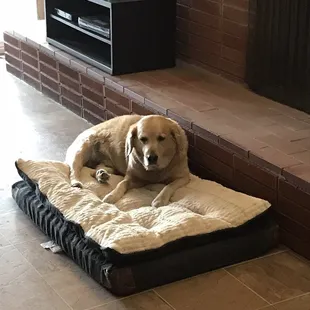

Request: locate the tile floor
(1, 58), (310, 310)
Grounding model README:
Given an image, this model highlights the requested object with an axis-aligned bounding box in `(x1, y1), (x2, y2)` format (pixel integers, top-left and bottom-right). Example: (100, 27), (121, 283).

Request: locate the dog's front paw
(102, 193), (117, 204)
(96, 169), (110, 183)
(71, 180), (83, 188)
(151, 195), (170, 208)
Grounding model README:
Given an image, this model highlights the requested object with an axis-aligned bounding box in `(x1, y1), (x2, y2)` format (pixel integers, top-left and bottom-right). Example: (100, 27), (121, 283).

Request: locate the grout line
(153, 289), (177, 310)
(84, 289), (153, 310)
(271, 291), (310, 307)
(289, 249), (310, 265)
(256, 305), (275, 310)
(224, 248), (289, 269)
(224, 269), (271, 305)
(14, 244), (74, 310)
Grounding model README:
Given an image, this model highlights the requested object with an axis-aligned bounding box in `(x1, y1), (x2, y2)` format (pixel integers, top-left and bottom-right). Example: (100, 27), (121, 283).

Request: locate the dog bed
(12, 159), (278, 296)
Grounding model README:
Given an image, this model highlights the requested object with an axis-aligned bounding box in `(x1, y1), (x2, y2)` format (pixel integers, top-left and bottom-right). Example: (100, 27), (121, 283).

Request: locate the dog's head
(125, 115), (188, 171)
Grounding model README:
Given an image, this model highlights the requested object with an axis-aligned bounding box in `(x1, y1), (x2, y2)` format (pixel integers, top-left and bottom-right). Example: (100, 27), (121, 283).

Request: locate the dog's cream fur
(65, 115), (190, 207)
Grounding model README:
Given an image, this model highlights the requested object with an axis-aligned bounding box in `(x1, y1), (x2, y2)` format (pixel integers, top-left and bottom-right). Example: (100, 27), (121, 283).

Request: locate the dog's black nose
(147, 154), (158, 165)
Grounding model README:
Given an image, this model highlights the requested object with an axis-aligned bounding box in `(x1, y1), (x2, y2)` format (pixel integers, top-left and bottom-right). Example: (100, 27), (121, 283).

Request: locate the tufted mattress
(12, 159), (278, 296)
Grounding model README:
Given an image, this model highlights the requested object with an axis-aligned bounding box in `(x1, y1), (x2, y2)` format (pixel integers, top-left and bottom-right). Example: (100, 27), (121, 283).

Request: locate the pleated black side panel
(246, 0), (310, 113)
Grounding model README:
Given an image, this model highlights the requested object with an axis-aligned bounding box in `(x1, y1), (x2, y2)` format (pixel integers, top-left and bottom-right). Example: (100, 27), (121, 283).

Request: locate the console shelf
(45, 0), (176, 75)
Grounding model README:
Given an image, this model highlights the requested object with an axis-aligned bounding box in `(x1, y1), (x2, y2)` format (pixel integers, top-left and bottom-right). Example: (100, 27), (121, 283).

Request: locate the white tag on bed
(40, 241), (63, 254)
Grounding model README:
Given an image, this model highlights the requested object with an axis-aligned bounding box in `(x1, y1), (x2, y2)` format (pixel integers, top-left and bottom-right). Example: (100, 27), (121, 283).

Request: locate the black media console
(46, 0), (176, 75)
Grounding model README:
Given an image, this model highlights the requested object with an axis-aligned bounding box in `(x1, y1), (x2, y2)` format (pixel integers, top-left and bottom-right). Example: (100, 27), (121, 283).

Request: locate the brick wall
(176, 0), (248, 81)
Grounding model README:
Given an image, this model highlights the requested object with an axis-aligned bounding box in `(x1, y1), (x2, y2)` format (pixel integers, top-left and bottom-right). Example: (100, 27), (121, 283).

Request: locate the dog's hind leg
(65, 137), (93, 188)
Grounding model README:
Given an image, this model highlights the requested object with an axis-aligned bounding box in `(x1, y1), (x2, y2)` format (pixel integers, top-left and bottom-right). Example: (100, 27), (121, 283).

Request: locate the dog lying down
(65, 115), (190, 208)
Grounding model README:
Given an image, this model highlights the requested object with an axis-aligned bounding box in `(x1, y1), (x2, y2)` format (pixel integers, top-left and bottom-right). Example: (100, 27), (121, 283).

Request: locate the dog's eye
(158, 136), (165, 142)
(140, 137), (148, 144)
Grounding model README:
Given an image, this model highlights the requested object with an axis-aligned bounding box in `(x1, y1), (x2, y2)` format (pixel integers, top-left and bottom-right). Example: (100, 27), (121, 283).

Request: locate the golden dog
(65, 115), (190, 207)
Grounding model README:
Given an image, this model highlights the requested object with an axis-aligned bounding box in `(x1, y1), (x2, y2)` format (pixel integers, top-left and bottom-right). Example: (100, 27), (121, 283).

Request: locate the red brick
(279, 178), (310, 212)
(59, 63), (79, 81)
(249, 146), (301, 174)
(82, 86), (104, 106)
(233, 170), (277, 205)
(282, 164), (310, 193)
(23, 74), (41, 91)
(6, 63), (22, 78)
(277, 195), (310, 229)
(61, 97), (82, 117)
(190, 8), (221, 29)
(41, 74), (59, 92)
(22, 63), (39, 80)
(5, 54), (21, 69)
(177, 0), (191, 6)
(61, 86), (82, 106)
(221, 46), (245, 65)
(60, 74), (80, 93)
(39, 52), (57, 68)
(234, 156), (278, 189)
(21, 52), (38, 69)
(83, 98), (105, 119)
(292, 151), (310, 166)
(42, 85), (60, 103)
(223, 33), (247, 52)
(189, 22), (222, 42)
(131, 101), (155, 115)
(222, 19), (248, 39)
(4, 43), (20, 59)
(21, 41), (38, 58)
(257, 134), (307, 155)
(81, 74), (103, 94)
(191, 0), (221, 16)
(269, 114), (310, 131)
(124, 87), (145, 104)
(106, 111), (116, 120)
(83, 109), (104, 125)
(105, 87), (130, 110)
(177, 4), (190, 19)
(189, 34), (221, 55)
(273, 211), (310, 243)
(106, 99), (130, 116)
(196, 135), (233, 166)
(223, 5), (249, 25)
(185, 129), (195, 146)
(280, 229), (310, 261)
(176, 17), (190, 32)
(189, 147), (233, 182)
(167, 108), (192, 129)
(40, 63), (58, 81)
(3, 32), (20, 47)
(219, 58), (245, 78)
(224, 0), (249, 10)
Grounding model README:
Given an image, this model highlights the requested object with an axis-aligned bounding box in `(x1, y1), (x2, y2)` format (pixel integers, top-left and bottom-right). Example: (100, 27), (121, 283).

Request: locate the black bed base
(12, 179), (278, 296)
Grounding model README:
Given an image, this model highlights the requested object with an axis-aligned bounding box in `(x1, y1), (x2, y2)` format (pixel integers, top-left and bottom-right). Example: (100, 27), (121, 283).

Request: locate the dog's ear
(125, 124), (137, 157)
(170, 119), (188, 156)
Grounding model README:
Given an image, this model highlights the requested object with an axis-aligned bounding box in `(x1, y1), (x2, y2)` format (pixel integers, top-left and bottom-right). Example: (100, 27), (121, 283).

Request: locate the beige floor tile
(273, 293), (310, 310)
(0, 196), (18, 215)
(43, 268), (116, 310)
(0, 210), (46, 244)
(0, 233), (10, 247)
(227, 251), (310, 304)
(93, 291), (173, 310)
(0, 245), (41, 287)
(155, 269), (267, 310)
(15, 239), (78, 276)
(0, 277), (71, 310)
